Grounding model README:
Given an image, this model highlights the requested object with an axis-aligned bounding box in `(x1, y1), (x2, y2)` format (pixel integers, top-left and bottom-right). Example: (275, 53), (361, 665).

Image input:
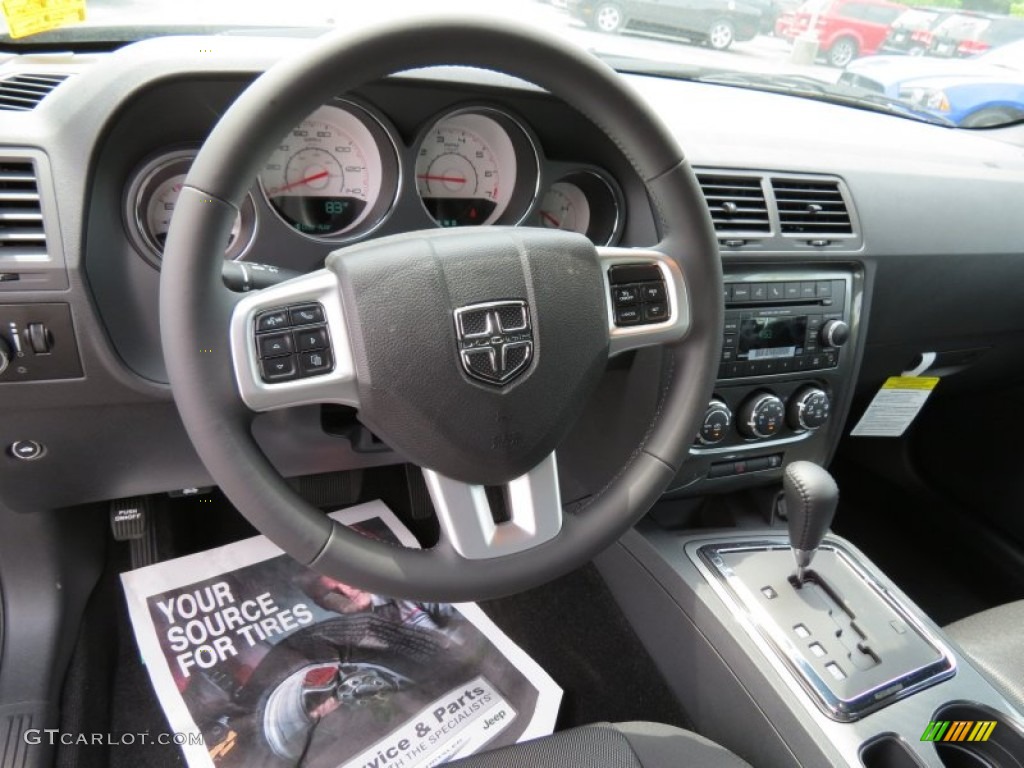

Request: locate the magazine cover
(122, 501), (562, 768)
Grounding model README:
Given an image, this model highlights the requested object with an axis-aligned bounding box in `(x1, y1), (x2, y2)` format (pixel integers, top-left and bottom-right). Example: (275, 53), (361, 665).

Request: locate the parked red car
(776, 0), (907, 66)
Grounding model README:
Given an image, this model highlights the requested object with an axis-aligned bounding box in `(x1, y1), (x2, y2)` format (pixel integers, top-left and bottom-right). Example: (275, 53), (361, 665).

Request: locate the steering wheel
(160, 16), (722, 601)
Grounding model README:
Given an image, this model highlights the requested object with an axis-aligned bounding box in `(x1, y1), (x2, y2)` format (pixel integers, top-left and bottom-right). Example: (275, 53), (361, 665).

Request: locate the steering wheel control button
(299, 349), (333, 376)
(257, 332), (293, 358)
(256, 308), (290, 332)
(644, 302), (668, 322)
(640, 282), (666, 303)
(608, 263), (660, 284)
(608, 265), (669, 327)
(612, 284), (640, 307)
(289, 304), (324, 326)
(261, 355), (298, 382)
(294, 327), (328, 352)
(10, 440), (44, 461)
(615, 306), (642, 325)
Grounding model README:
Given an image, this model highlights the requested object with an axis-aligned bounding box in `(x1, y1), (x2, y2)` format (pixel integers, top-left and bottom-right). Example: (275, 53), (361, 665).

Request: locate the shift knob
(783, 461), (839, 581)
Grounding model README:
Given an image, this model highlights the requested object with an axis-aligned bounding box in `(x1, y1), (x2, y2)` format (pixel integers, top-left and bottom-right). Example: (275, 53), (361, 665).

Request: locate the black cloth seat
(945, 600), (1024, 713)
(450, 721), (751, 768)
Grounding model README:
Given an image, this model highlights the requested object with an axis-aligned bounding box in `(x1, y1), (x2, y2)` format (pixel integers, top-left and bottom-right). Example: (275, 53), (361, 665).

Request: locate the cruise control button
(299, 349), (333, 375)
(256, 309), (290, 332)
(294, 327), (328, 352)
(261, 355), (298, 382)
(644, 302), (668, 322)
(639, 281), (666, 303)
(258, 332), (293, 358)
(612, 284), (640, 307)
(615, 306), (642, 325)
(289, 304), (325, 326)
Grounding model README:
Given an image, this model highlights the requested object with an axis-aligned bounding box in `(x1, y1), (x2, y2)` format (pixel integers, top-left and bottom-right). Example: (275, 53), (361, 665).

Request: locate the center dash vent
(0, 73), (69, 112)
(697, 174), (771, 235)
(0, 160), (46, 258)
(771, 178), (853, 236)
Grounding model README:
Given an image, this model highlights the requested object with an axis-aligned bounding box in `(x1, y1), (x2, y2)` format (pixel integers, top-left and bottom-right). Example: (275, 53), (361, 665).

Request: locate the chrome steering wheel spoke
(229, 268), (359, 411)
(597, 245), (692, 356)
(422, 453), (563, 560)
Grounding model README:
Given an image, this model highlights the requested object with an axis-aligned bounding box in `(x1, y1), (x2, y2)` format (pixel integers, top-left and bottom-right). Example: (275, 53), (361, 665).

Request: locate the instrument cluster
(123, 99), (625, 267)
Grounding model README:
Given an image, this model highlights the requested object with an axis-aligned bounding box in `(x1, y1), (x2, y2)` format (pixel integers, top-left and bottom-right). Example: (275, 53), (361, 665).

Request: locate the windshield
(2, 0), (1024, 129)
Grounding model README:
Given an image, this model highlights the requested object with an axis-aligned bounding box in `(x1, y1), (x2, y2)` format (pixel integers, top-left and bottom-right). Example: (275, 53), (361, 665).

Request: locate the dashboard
(0, 34), (1023, 513)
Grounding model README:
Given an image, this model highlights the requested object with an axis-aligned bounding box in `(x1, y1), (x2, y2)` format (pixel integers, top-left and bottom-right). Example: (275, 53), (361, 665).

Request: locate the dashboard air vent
(697, 174), (771, 235)
(0, 74), (69, 111)
(0, 160), (46, 257)
(771, 178), (853, 236)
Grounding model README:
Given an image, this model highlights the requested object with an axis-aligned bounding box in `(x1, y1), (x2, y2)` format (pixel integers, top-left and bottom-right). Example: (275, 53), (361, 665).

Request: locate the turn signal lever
(222, 261), (302, 292)
(783, 461), (839, 583)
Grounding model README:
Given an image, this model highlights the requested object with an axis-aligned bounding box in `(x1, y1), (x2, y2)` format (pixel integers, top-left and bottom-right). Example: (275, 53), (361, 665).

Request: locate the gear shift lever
(783, 461), (840, 583)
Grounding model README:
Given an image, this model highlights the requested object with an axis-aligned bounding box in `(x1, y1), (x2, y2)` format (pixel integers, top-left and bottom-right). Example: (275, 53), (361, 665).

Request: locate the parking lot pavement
(79, 0), (838, 86)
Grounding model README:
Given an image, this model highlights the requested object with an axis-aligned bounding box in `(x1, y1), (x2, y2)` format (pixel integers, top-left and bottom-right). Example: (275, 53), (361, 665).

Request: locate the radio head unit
(721, 277), (849, 380)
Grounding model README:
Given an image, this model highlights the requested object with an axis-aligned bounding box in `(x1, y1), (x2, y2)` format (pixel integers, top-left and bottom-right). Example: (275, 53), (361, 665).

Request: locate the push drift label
(343, 676), (516, 768)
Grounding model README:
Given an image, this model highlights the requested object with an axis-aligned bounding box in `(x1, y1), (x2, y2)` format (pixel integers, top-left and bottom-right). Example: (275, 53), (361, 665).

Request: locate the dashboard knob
(698, 399), (732, 445)
(788, 387), (831, 432)
(0, 335), (10, 376)
(738, 393), (785, 439)
(820, 319), (850, 348)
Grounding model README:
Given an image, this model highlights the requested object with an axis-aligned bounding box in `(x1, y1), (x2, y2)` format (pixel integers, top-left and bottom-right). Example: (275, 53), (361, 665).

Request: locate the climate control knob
(788, 387), (831, 431)
(738, 393), (785, 439)
(698, 399), (732, 445)
(820, 319), (850, 348)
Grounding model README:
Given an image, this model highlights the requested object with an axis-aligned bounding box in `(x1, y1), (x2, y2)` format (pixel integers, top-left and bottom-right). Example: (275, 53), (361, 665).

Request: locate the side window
(837, 3), (871, 21)
(866, 6), (902, 24)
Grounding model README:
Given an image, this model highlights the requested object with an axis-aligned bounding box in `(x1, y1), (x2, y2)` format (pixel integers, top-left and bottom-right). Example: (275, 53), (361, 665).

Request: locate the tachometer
(125, 150), (256, 268)
(260, 102), (394, 238)
(416, 111), (536, 227)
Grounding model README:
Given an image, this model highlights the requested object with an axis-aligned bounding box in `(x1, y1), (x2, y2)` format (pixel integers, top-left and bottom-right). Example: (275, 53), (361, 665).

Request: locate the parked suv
(880, 7), (958, 55)
(928, 13), (1024, 57)
(777, 0), (907, 66)
(567, 0), (763, 50)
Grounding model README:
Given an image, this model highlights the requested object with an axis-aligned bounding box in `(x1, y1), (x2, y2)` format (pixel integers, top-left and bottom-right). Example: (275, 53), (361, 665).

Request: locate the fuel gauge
(535, 170), (621, 246)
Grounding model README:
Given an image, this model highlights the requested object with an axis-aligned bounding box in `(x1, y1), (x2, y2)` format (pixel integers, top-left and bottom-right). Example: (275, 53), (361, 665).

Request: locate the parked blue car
(839, 39), (1024, 126)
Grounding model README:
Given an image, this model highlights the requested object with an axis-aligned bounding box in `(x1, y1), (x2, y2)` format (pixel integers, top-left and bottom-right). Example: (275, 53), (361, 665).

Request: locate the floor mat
(59, 543), (689, 768)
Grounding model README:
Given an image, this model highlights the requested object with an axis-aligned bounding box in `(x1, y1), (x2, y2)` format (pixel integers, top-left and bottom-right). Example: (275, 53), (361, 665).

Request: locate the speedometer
(260, 102), (395, 238)
(416, 111), (536, 227)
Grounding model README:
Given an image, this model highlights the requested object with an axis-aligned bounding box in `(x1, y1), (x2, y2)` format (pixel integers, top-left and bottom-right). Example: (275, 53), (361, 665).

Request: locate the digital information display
(737, 316), (807, 361)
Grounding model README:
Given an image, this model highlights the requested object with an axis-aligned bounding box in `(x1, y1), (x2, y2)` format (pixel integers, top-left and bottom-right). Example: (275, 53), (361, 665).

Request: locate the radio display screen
(737, 316), (807, 360)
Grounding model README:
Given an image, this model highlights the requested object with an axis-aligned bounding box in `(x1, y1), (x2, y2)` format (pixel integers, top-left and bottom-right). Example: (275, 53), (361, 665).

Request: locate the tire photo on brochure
(222, 615), (516, 768)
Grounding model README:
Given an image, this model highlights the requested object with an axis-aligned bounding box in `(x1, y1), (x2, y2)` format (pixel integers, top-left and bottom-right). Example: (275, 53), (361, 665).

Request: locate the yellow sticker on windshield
(2, 0), (86, 39)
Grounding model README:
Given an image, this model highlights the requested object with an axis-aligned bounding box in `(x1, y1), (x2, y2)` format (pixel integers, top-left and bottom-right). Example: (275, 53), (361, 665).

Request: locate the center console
(670, 266), (865, 494)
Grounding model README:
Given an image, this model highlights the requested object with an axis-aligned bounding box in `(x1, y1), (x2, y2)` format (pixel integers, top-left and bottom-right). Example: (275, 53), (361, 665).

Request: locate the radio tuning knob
(698, 399), (732, 445)
(738, 393), (785, 439)
(820, 319), (850, 348)
(788, 387), (831, 432)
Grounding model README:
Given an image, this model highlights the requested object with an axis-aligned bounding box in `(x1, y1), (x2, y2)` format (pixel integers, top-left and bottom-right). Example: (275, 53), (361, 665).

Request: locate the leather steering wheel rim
(160, 15), (722, 601)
